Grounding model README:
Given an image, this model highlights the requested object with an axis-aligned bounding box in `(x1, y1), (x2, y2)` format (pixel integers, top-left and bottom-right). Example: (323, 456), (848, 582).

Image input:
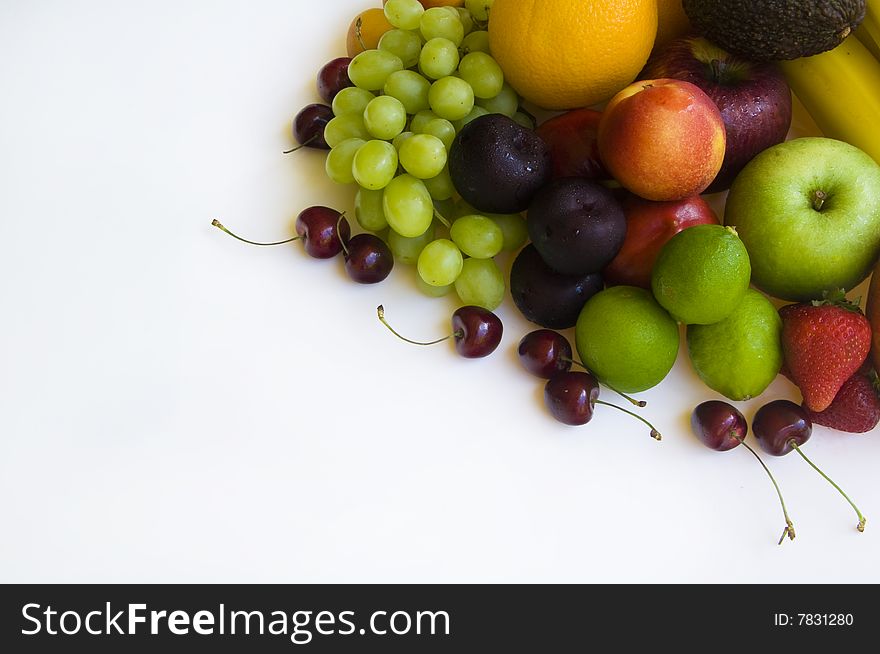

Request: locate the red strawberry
(779, 293), (871, 412)
(804, 372), (880, 433)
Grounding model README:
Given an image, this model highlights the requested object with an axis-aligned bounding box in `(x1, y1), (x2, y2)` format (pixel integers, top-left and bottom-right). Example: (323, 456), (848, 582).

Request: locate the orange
(655, 0), (692, 50)
(346, 8), (393, 57)
(488, 0), (658, 110)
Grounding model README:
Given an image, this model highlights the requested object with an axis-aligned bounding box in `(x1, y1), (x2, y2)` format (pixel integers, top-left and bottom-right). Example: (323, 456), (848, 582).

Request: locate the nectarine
(597, 79), (725, 201)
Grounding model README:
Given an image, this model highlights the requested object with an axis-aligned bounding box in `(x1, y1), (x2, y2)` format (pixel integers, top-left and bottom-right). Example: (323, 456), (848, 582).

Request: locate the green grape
(409, 109), (439, 133)
(383, 174), (434, 237)
(352, 140), (399, 190)
(465, 0), (494, 23)
(389, 224), (434, 265)
(383, 70), (431, 115)
(420, 7), (465, 46)
(487, 212), (528, 252)
(449, 214), (503, 259)
(392, 131), (415, 150)
(452, 198), (478, 219)
(355, 188), (388, 232)
(428, 76), (474, 121)
(417, 238), (464, 287)
(423, 166), (455, 201)
(398, 134), (447, 179)
(475, 82), (518, 117)
(456, 7), (474, 35)
(433, 198), (457, 222)
(378, 29), (422, 69)
(325, 138), (365, 185)
(460, 30), (490, 55)
(348, 49), (404, 91)
(416, 117), (456, 150)
(454, 257), (505, 310)
(512, 111), (536, 130)
(363, 95), (407, 140)
(384, 0), (424, 30)
(416, 275), (453, 297)
(323, 114), (371, 148)
(419, 37), (460, 80)
(457, 51), (504, 99)
(331, 87), (375, 117)
(451, 105), (489, 131)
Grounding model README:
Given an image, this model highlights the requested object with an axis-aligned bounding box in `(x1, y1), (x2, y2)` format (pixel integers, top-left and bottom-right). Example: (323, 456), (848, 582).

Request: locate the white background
(1, 0), (878, 583)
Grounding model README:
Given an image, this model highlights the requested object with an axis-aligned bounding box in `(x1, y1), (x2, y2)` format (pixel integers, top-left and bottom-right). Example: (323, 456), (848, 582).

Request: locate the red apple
(641, 36), (792, 193)
(535, 108), (609, 181)
(603, 193), (720, 288)
(597, 79), (726, 201)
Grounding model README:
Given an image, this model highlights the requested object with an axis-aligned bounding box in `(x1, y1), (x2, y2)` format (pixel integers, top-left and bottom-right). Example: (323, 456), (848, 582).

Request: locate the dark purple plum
(510, 244), (604, 329)
(527, 177), (626, 276)
(448, 114), (551, 214)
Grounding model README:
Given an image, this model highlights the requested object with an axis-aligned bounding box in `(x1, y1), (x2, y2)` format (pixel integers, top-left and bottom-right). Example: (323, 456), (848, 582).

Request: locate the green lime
(651, 224), (751, 325)
(575, 286), (679, 393)
(686, 289), (783, 401)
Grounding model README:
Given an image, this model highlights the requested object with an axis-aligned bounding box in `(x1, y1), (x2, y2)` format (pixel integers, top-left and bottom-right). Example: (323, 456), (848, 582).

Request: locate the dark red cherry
(544, 371), (661, 437)
(691, 400), (747, 452)
(291, 104), (333, 151)
(753, 400), (865, 532)
(753, 400), (812, 457)
(377, 305), (502, 359)
(295, 206), (351, 259)
(544, 371), (600, 425)
(344, 233), (393, 284)
(211, 207), (349, 259)
(451, 306), (503, 358)
(517, 329), (573, 378)
(317, 57), (353, 103)
(692, 400), (795, 543)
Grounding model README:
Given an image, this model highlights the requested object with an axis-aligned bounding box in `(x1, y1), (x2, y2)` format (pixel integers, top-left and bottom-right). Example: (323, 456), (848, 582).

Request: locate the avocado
(682, 0), (866, 61)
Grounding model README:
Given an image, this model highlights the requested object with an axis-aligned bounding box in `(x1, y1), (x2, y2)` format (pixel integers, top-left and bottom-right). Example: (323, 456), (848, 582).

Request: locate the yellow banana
(856, 0), (880, 61)
(778, 35), (880, 165)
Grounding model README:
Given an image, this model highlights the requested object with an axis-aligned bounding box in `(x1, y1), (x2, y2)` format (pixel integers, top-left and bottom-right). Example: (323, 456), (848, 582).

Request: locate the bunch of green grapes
(323, 0), (530, 310)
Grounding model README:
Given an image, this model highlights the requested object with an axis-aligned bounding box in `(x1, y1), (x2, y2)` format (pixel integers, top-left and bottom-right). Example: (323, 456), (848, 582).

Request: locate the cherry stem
(211, 219), (301, 246)
(433, 208), (451, 229)
(812, 190), (828, 212)
(593, 400), (661, 441)
(337, 214), (349, 257)
(789, 440), (866, 532)
(734, 435), (795, 545)
(563, 357), (647, 407)
(283, 134), (319, 154)
(377, 305), (461, 347)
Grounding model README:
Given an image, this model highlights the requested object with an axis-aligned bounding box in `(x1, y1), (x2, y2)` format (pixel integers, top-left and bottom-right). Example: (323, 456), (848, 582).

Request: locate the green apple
(725, 137), (880, 301)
